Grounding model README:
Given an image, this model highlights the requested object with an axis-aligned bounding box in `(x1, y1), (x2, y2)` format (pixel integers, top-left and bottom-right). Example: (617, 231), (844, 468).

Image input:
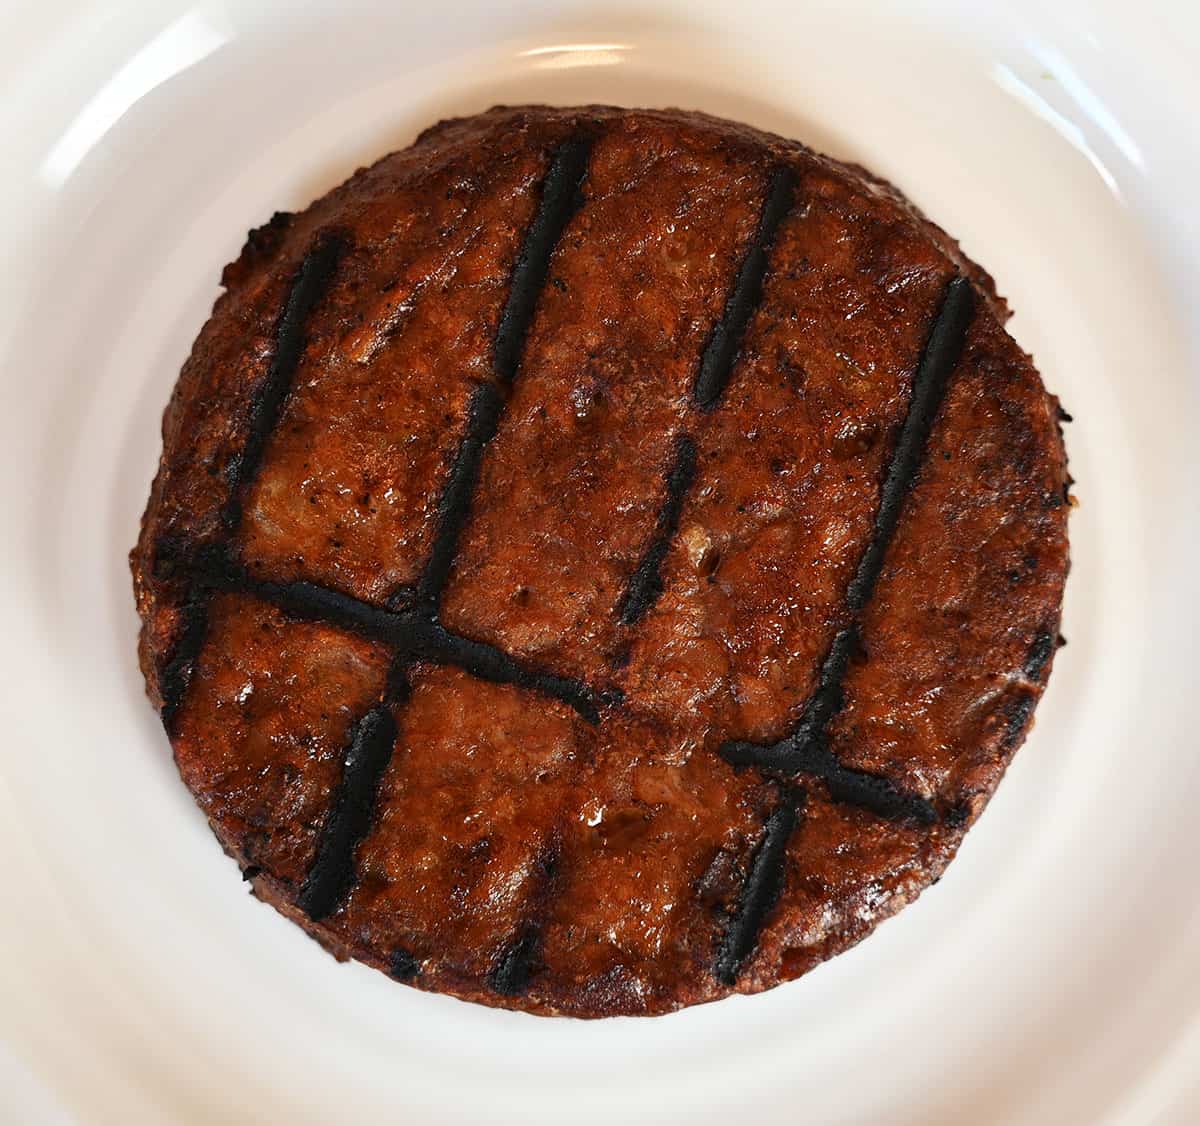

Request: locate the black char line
(718, 276), (975, 805)
(172, 546), (605, 723)
(714, 792), (803, 985)
(709, 277), (974, 983)
(157, 232), (348, 730)
(617, 435), (698, 626)
(299, 704), (399, 921)
(694, 165), (797, 410)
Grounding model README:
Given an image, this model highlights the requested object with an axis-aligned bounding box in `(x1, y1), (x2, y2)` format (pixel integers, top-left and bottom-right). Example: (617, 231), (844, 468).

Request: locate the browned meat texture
(131, 105), (1070, 1018)
(173, 594), (392, 886)
(440, 117), (765, 682)
(240, 137), (552, 600)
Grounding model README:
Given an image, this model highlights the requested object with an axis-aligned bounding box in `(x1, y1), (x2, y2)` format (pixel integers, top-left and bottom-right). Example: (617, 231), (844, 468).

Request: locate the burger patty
(131, 105), (1071, 1017)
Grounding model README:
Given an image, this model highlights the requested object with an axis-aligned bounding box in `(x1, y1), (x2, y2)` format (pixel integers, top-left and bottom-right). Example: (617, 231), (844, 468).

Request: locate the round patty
(131, 105), (1070, 1018)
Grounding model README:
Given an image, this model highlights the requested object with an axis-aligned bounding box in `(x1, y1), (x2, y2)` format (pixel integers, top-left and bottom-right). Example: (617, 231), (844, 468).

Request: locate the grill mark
(172, 547), (606, 722)
(714, 792), (802, 986)
(157, 233), (346, 729)
(299, 701), (400, 921)
(169, 138), (602, 931)
(693, 166), (796, 411)
(417, 383), (503, 608)
(617, 436), (698, 626)
(721, 625), (936, 823)
(709, 278), (972, 982)
(224, 570), (403, 640)
(614, 167), (797, 631)
(222, 231), (348, 531)
(999, 631), (1057, 746)
(157, 591), (211, 733)
(486, 841), (561, 996)
(844, 276), (976, 612)
(718, 276), (975, 804)
(418, 138), (592, 609)
(494, 138), (593, 385)
(418, 622), (605, 723)
(722, 724), (936, 824)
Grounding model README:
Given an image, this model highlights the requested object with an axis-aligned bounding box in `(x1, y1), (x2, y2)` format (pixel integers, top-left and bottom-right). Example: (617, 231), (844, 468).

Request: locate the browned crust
(132, 105), (1070, 1018)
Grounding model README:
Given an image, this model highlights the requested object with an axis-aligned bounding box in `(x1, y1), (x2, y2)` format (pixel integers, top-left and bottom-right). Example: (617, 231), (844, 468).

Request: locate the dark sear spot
(389, 948), (421, 981)
(1024, 630), (1057, 680)
(487, 929), (541, 996)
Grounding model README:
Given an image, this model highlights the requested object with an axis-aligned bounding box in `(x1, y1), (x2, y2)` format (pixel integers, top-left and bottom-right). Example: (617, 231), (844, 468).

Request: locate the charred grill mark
(722, 731), (936, 824)
(718, 277), (975, 796)
(615, 167), (798, 631)
(157, 591), (212, 733)
(171, 546), (606, 722)
(225, 569), (404, 640)
(157, 233), (347, 730)
(494, 138), (593, 385)
(714, 792), (802, 986)
(790, 750), (935, 823)
(617, 436), (697, 625)
(711, 278), (973, 982)
(417, 383), (504, 608)
(222, 231), (348, 531)
(781, 625), (860, 764)
(693, 165), (796, 411)
(299, 702), (400, 921)
(418, 139), (592, 608)
(721, 624), (936, 823)
(420, 622), (604, 723)
(486, 842), (561, 996)
(845, 276), (976, 612)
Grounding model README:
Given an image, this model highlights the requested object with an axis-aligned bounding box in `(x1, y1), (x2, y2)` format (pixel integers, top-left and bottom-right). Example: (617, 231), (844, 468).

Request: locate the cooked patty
(130, 105), (1070, 1017)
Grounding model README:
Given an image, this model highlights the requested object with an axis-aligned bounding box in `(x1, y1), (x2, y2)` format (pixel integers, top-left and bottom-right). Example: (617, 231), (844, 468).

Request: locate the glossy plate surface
(1, 1), (1198, 1121)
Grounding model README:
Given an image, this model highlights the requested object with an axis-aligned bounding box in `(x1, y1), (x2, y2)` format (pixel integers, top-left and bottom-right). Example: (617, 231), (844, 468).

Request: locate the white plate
(2, 0), (1199, 1122)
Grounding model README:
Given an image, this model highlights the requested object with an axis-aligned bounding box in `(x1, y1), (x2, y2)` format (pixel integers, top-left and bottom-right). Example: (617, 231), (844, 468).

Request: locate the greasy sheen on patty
(131, 105), (1070, 1017)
